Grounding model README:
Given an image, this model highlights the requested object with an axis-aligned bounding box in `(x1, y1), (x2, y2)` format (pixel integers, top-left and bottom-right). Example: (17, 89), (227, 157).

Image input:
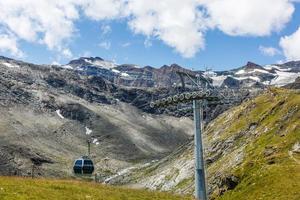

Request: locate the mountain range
(58, 56), (300, 88)
(0, 55), (299, 200)
(0, 55), (193, 178)
(1, 56), (300, 89)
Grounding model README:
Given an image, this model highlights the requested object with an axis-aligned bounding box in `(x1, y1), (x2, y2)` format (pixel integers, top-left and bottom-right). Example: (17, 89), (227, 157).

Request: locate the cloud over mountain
(280, 26), (300, 61)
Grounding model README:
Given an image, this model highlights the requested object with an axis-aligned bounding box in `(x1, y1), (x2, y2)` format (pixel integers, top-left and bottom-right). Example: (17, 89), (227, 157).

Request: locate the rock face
(279, 60), (300, 72)
(114, 89), (300, 200)
(221, 76), (240, 88)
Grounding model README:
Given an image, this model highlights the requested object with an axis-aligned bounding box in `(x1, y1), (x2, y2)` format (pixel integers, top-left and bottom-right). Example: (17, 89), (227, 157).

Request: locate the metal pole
(193, 100), (207, 200)
(31, 164), (34, 179)
(88, 140), (91, 156)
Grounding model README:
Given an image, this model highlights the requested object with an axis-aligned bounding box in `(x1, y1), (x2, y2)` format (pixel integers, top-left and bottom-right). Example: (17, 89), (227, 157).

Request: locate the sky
(0, 0), (300, 71)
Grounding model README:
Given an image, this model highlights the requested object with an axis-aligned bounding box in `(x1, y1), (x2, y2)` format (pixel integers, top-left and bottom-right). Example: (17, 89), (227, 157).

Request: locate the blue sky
(1, 1), (300, 71)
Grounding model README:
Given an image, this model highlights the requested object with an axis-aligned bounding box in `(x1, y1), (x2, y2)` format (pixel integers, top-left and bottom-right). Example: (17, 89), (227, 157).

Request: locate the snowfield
(200, 62), (299, 87)
(270, 71), (300, 86)
(210, 75), (228, 87)
(233, 76), (261, 82)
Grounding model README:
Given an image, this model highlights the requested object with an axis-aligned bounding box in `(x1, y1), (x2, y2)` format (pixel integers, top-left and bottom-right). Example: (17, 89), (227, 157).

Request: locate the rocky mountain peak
(279, 60), (300, 72)
(159, 64), (188, 73)
(0, 56), (15, 61)
(68, 57), (104, 65)
(244, 61), (264, 70)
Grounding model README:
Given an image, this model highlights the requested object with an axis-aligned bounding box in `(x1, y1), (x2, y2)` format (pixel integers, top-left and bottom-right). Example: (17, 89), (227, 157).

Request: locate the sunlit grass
(0, 176), (194, 200)
(215, 88), (300, 200)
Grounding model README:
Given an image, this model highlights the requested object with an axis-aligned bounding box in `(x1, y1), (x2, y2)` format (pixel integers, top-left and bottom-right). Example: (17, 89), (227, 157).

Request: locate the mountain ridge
(1, 55), (299, 88)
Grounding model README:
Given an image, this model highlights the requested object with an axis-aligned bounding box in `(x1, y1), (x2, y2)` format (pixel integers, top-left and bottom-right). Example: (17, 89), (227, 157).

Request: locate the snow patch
(203, 71), (217, 77)
(56, 110), (64, 119)
(112, 69), (120, 73)
(278, 68), (292, 72)
(264, 65), (291, 72)
(236, 68), (271, 75)
(132, 65), (140, 68)
(85, 127), (92, 135)
(252, 69), (272, 74)
(92, 138), (98, 144)
(2, 62), (19, 68)
(61, 65), (73, 69)
(111, 69), (130, 77)
(121, 72), (129, 77)
(233, 76), (261, 82)
(84, 59), (117, 69)
(75, 66), (84, 71)
(210, 75), (228, 87)
(235, 69), (245, 75)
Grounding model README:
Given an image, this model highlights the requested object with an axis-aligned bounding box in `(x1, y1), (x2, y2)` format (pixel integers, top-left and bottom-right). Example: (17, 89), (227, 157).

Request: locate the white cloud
(144, 38), (152, 48)
(0, 0), (80, 52)
(81, 51), (92, 57)
(276, 60), (284, 64)
(51, 61), (61, 65)
(127, 0), (208, 57)
(100, 24), (112, 35)
(259, 46), (281, 56)
(279, 27), (300, 61)
(125, 0), (295, 57)
(121, 42), (131, 47)
(0, 0), (298, 59)
(98, 41), (111, 50)
(62, 48), (73, 58)
(0, 34), (23, 57)
(201, 0), (294, 36)
(82, 0), (127, 20)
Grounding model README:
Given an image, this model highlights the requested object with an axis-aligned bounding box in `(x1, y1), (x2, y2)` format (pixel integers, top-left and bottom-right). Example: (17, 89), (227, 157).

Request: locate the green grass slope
(0, 176), (193, 200)
(122, 88), (300, 200)
(215, 88), (300, 200)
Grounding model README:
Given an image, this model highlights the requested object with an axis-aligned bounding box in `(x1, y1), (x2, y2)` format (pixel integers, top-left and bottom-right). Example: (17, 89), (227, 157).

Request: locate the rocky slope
(0, 57), (194, 179)
(113, 88), (300, 200)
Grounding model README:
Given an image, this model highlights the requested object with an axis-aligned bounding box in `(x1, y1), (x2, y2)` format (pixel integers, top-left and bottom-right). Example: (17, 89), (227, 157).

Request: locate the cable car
(73, 156), (94, 175)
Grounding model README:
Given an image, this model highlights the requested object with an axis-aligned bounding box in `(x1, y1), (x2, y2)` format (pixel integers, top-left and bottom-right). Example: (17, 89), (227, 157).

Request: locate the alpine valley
(0, 56), (299, 200)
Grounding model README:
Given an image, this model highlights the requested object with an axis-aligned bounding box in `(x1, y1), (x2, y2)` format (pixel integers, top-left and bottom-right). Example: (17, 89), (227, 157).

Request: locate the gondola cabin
(73, 156), (94, 175)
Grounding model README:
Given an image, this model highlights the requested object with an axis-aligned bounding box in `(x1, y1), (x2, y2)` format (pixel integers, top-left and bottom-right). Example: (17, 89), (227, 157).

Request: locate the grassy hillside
(215, 88), (300, 200)
(0, 176), (193, 200)
(121, 88), (300, 200)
